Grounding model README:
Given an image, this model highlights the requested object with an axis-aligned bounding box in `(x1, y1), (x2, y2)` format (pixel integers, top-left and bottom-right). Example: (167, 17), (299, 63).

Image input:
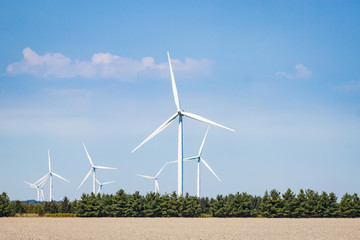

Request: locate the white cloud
(6, 48), (213, 80)
(275, 64), (311, 79)
(338, 80), (360, 92)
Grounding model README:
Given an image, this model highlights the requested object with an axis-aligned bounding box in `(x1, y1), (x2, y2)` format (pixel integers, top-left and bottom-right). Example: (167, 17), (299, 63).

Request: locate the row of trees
(2, 189), (360, 217)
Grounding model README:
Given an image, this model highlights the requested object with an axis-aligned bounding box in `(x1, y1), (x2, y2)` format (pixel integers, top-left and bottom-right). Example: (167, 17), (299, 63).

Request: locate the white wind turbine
(95, 178), (115, 195)
(25, 175), (48, 202)
(184, 126), (221, 198)
(136, 162), (170, 194)
(34, 150), (70, 201)
(25, 181), (40, 202)
(132, 51), (234, 196)
(78, 143), (117, 194)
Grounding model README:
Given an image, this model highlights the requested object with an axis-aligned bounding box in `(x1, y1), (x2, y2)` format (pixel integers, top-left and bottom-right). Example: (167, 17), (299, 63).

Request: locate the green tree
(60, 196), (71, 213)
(12, 200), (26, 214)
(0, 192), (14, 217)
(281, 188), (297, 217)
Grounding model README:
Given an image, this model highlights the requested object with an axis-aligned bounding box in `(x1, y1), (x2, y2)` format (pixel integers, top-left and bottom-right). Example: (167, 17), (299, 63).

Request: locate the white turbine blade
(201, 157), (222, 182)
(25, 181), (37, 188)
(39, 176), (49, 187)
(24, 181), (36, 187)
(183, 156), (198, 161)
(52, 172), (70, 183)
(199, 126), (210, 156)
(83, 142), (94, 167)
(136, 174), (155, 179)
(167, 51), (181, 111)
(155, 163), (168, 178)
(102, 181), (115, 185)
(78, 168), (92, 189)
(34, 173), (49, 185)
(97, 186), (100, 195)
(166, 160), (178, 164)
(132, 112), (178, 153)
(94, 166), (117, 170)
(181, 111), (235, 132)
(95, 178), (100, 185)
(48, 149), (52, 172)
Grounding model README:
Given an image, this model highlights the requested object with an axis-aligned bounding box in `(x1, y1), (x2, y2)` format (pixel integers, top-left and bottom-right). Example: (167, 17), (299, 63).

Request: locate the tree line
(1, 189), (360, 217)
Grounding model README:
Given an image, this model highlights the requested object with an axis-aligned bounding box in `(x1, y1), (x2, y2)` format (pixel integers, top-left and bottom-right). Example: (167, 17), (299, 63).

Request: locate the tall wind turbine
(34, 150), (70, 201)
(95, 178), (115, 195)
(132, 51), (235, 196)
(184, 126), (222, 197)
(136, 162), (170, 193)
(78, 143), (117, 194)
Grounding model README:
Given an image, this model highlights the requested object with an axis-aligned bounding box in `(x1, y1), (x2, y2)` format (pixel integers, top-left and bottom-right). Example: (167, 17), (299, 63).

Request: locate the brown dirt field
(1, 218), (360, 240)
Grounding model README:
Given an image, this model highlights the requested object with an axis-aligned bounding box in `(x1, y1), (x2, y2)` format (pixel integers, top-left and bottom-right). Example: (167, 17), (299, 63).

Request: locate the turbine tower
(184, 126), (222, 197)
(136, 162), (170, 193)
(95, 178), (115, 195)
(132, 52), (234, 196)
(78, 143), (117, 194)
(34, 150), (70, 201)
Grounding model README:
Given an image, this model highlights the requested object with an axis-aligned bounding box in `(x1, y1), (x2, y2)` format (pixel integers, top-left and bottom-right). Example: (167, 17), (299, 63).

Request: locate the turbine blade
(201, 157), (222, 182)
(155, 163), (167, 178)
(132, 112), (178, 153)
(199, 126), (210, 156)
(34, 173), (49, 185)
(136, 174), (155, 179)
(97, 186), (100, 195)
(166, 160), (178, 164)
(39, 176), (49, 187)
(78, 168), (92, 189)
(94, 166), (117, 170)
(83, 143), (94, 167)
(183, 156), (198, 161)
(52, 172), (70, 183)
(181, 111), (235, 132)
(167, 51), (181, 111)
(48, 149), (52, 172)
(95, 178), (100, 185)
(25, 181), (36, 188)
(102, 181), (115, 185)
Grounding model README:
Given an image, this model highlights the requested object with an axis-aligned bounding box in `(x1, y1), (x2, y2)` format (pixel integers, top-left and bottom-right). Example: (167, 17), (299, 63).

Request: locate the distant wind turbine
(184, 126), (221, 198)
(136, 162), (170, 194)
(95, 178), (115, 195)
(26, 178), (47, 202)
(132, 51), (235, 197)
(34, 150), (70, 201)
(78, 143), (117, 194)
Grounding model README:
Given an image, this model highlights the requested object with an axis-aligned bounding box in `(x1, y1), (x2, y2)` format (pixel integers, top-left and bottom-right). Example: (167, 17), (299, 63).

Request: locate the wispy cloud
(338, 80), (360, 92)
(6, 48), (213, 80)
(275, 64), (311, 79)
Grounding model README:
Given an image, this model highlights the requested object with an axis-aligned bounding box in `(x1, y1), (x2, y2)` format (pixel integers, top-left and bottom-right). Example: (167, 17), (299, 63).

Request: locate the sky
(1, 1), (360, 201)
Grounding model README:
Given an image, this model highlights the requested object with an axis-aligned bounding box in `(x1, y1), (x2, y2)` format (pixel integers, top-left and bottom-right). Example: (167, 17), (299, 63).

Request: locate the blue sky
(1, 1), (360, 201)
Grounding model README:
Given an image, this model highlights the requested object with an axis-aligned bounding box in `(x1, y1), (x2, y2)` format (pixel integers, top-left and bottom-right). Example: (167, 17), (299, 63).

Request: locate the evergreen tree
(60, 196), (71, 213)
(0, 192), (14, 217)
(281, 188), (297, 217)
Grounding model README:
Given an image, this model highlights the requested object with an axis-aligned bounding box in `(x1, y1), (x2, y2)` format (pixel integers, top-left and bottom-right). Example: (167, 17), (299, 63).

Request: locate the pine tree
(0, 192), (14, 217)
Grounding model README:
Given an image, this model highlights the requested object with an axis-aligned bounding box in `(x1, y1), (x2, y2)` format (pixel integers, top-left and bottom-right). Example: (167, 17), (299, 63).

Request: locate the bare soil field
(1, 218), (360, 240)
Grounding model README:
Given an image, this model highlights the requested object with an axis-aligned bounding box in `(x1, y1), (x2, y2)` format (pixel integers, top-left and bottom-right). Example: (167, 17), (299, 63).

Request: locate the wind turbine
(184, 126), (221, 197)
(34, 150), (70, 201)
(25, 176), (48, 202)
(136, 162), (170, 193)
(132, 51), (235, 196)
(95, 178), (115, 195)
(78, 143), (117, 194)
